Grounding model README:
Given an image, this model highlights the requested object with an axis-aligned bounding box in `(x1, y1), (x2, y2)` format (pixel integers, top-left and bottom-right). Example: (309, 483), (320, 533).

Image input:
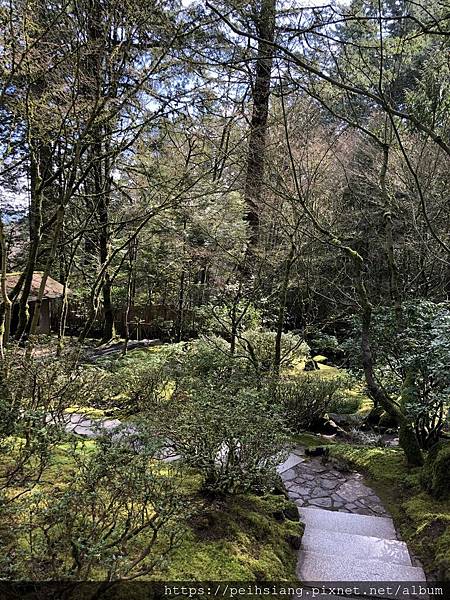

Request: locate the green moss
(331, 444), (450, 580)
(156, 494), (302, 581)
(64, 406), (105, 419)
(421, 442), (450, 500)
(5, 436), (301, 581)
(291, 432), (336, 447)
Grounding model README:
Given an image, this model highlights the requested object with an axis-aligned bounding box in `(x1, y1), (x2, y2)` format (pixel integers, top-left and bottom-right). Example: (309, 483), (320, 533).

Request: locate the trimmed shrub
(275, 375), (346, 432)
(237, 330), (309, 373)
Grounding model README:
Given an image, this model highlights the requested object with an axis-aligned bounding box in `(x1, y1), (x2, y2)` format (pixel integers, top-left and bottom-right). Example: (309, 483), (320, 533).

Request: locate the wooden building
(6, 272), (68, 334)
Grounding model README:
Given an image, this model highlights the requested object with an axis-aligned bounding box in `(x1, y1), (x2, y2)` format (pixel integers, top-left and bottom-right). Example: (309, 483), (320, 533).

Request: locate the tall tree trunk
(16, 150), (44, 340)
(175, 269), (186, 343)
(380, 144), (402, 321)
(27, 205), (64, 345)
(243, 0), (276, 245)
(123, 238), (137, 355)
(273, 241), (295, 374)
(0, 219), (12, 359)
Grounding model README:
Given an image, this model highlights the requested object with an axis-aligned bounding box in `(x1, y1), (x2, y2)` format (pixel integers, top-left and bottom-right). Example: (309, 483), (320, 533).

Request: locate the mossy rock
(366, 405), (384, 426)
(312, 355), (327, 364)
(378, 411), (399, 428)
(421, 441), (450, 500)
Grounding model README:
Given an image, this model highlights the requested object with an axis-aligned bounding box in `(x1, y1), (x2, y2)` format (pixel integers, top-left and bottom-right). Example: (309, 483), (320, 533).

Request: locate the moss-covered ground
(330, 444), (450, 580)
(1, 437), (302, 581)
(156, 493), (302, 581)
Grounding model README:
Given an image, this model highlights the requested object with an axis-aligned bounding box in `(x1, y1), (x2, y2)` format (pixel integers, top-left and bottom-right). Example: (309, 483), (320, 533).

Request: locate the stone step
(302, 527), (412, 566)
(298, 506), (397, 539)
(297, 550), (426, 583)
(277, 452), (305, 474)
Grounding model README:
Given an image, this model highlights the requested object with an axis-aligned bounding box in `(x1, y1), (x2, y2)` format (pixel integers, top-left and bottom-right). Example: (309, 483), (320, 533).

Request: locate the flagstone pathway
(278, 447), (427, 585)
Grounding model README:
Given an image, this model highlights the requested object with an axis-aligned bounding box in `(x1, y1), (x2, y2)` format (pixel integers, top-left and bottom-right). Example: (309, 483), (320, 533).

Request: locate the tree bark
(354, 260), (423, 466)
(243, 0), (276, 245)
(27, 205), (64, 345)
(0, 219), (12, 359)
(273, 241), (295, 374)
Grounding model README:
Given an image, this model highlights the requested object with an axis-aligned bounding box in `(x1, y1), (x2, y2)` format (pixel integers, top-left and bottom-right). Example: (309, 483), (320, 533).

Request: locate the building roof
(5, 272), (69, 301)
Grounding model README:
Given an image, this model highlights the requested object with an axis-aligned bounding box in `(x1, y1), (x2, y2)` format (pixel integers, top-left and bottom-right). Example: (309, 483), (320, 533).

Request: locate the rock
(310, 417), (340, 435)
(320, 478), (339, 490)
(277, 453), (305, 474)
(309, 497), (333, 508)
(279, 468), (297, 482)
(305, 446), (330, 457)
(87, 338), (162, 361)
(366, 405), (384, 426)
(328, 412), (363, 427)
(379, 411), (399, 429)
(304, 359), (319, 371)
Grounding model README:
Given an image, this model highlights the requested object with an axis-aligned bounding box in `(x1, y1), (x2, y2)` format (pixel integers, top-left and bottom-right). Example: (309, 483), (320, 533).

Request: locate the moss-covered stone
(378, 411), (398, 429)
(291, 432), (336, 447)
(420, 441), (450, 500)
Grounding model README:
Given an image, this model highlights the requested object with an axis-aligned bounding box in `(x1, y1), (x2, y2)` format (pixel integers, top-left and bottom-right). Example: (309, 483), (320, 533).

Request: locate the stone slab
(302, 528), (412, 566)
(277, 453), (305, 474)
(298, 507), (397, 539)
(280, 468), (299, 482)
(297, 550), (426, 583)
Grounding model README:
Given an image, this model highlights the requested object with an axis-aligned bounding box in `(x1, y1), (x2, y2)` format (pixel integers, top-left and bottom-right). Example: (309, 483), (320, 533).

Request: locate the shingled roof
(5, 272), (68, 301)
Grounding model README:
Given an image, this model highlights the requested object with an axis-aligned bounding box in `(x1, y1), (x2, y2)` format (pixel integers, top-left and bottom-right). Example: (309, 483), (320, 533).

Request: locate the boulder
(420, 441), (450, 500)
(310, 416), (340, 435)
(304, 359), (319, 371)
(328, 412), (363, 427)
(366, 405), (384, 426)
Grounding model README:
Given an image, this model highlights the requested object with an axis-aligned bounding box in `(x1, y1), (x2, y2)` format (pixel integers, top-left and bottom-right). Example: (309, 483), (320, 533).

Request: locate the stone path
(55, 412), (180, 462)
(278, 448), (388, 516)
(278, 447), (426, 585)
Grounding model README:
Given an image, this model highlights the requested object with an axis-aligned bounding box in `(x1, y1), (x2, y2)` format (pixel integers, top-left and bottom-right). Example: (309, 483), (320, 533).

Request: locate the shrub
(345, 301), (450, 449)
(12, 432), (188, 580)
(328, 391), (362, 414)
(275, 375), (347, 432)
(166, 337), (236, 381)
(0, 345), (103, 490)
(420, 441), (450, 500)
(237, 330), (309, 374)
(144, 384), (288, 495)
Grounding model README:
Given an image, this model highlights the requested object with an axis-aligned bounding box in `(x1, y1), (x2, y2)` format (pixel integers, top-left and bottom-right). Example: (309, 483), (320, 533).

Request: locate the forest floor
(60, 345), (448, 582)
(7, 342), (448, 582)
